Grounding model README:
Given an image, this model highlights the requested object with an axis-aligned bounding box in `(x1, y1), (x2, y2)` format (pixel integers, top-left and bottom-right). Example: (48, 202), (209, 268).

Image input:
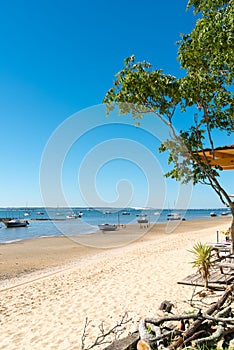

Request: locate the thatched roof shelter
(196, 145), (234, 170)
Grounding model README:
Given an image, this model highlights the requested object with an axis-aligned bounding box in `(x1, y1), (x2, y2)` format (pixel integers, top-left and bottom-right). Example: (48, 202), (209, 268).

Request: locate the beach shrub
(189, 242), (215, 289)
(220, 227), (231, 241)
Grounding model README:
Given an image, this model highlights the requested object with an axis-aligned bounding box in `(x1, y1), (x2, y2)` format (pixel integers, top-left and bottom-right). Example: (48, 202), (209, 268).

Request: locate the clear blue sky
(0, 0), (232, 209)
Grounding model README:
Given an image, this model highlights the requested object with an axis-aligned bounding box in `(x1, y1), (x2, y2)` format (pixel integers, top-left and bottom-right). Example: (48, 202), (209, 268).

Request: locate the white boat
(24, 212), (30, 217)
(3, 219), (29, 228)
(167, 213), (181, 220)
(137, 217), (148, 224)
(122, 211), (130, 215)
(210, 212), (217, 217)
(98, 224), (117, 231)
(66, 214), (79, 219)
(221, 211), (229, 216)
(76, 211), (83, 217)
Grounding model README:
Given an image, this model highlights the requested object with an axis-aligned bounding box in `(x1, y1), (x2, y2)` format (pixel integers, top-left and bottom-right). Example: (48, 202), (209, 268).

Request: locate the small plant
(220, 228), (231, 241)
(189, 242), (215, 289)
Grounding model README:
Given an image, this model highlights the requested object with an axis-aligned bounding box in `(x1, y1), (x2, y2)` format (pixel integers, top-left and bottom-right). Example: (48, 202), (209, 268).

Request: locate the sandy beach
(0, 216), (232, 349)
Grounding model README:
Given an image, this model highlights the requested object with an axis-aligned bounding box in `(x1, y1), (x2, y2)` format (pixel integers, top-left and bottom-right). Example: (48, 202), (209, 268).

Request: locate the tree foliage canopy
(178, 0), (234, 132)
(104, 0), (234, 247)
(104, 0), (234, 204)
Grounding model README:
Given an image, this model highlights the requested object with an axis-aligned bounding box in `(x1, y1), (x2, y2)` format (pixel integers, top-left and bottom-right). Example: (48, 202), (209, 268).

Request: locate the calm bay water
(0, 207), (230, 243)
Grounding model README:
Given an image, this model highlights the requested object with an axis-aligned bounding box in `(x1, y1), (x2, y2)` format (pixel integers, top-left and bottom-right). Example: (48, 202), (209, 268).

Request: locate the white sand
(0, 217), (231, 349)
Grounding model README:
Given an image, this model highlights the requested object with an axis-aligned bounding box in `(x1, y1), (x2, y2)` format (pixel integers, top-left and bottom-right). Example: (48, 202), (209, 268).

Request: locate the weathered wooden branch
(138, 319), (155, 342)
(223, 326), (234, 336)
(82, 312), (132, 350)
(152, 326), (162, 349)
(146, 329), (181, 343)
(167, 285), (234, 350)
(81, 318), (92, 349)
(191, 324), (225, 347)
(139, 286), (234, 350)
(104, 332), (139, 350)
(101, 285), (234, 350)
(183, 329), (207, 345)
(216, 305), (232, 318)
(203, 313), (234, 324)
(144, 313), (198, 326)
(138, 318), (183, 350)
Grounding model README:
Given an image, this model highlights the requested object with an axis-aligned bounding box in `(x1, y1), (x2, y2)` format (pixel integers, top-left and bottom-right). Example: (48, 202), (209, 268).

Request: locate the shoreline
(0, 216), (231, 284)
(0, 216), (232, 349)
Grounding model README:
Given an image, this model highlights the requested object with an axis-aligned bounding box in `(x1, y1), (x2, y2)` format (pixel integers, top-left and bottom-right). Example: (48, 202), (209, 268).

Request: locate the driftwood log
(104, 332), (139, 350)
(102, 285), (234, 350)
(135, 284), (234, 350)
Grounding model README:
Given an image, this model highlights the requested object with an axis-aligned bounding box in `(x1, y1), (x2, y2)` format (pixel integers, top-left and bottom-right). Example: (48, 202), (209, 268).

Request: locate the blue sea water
(0, 207), (230, 243)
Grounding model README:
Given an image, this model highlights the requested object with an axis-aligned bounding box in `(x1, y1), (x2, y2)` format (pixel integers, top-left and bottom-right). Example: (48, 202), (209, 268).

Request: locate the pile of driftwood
(104, 284), (234, 350)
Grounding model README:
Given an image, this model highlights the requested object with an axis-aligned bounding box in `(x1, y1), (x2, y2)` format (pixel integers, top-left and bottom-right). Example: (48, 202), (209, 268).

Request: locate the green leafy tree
(104, 0), (234, 250)
(189, 242), (215, 289)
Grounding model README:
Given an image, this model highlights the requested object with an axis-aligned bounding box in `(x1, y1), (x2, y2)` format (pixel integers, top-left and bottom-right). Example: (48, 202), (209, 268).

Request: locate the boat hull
(167, 213), (181, 220)
(66, 215), (79, 219)
(167, 217), (181, 221)
(3, 220), (29, 228)
(137, 219), (148, 224)
(98, 224), (117, 231)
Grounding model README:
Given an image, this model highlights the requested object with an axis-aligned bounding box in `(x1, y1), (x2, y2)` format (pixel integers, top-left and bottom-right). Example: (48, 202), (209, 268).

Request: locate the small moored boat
(167, 213), (181, 220)
(66, 214), (79, 219)
(3, 219), (29, 228)
(103, 211), (111, 215)
(210, 212), (217, 217)
(137, 217), (148, 224)
(98, 224), (117, 231)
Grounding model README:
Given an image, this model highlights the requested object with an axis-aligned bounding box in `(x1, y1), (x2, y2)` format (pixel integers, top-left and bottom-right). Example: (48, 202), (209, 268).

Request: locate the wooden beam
(208, 158), (234, 167)
(199, 152), (234, 159)
(196, 150), (234, 169)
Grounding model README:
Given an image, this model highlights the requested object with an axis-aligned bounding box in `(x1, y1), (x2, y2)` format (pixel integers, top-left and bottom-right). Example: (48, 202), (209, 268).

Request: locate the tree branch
(81, 312), (132, 350)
